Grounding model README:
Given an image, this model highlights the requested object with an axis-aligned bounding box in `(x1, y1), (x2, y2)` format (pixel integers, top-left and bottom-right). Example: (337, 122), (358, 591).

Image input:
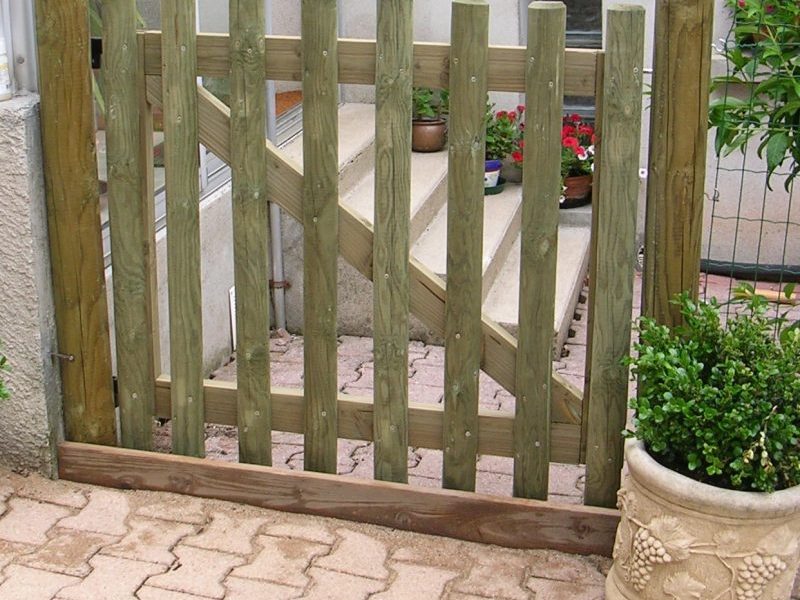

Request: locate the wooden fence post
(642, 0), (715, 326)
(443, 0), (489, 493)
(584, 4), (645, 508)
(105, 0), (156, 450)
(162, 0), (204, 457)
(373, 0), (413, 483)
(302, 0), (339, 474)
(514, 0), (565, 500)
(34, 0), (117, 445)
(230, 0), (272, 466)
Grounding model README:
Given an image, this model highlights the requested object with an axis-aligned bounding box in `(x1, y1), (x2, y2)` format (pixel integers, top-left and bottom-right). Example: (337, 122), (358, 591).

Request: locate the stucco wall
(0, 94), (62, 476)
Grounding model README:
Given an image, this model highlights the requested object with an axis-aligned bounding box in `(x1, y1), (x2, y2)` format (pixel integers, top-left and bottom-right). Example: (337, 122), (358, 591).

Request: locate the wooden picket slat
(583, 5), (645, 508)
(34, 0), (117, 445)
(161, 0), (204, 457)
(137, 36), (161, 380)
(230, 0), (271, 466)
(372, 0), (413, 483)
(139, 32), (599, 97)
(144, 79), (585, 428)
(513, 1), (565, 501)
(443, 0), (489, 493)
(105, 0), (155, 450)
(302, 0), (339, 474)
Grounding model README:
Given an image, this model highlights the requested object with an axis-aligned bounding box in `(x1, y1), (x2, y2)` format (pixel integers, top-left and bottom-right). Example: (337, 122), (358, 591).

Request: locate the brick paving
(0, 469), (612, 599)
(1, 271), (797, 598)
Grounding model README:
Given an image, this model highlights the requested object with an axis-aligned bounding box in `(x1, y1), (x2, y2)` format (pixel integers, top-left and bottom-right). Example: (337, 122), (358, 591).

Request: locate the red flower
(765, 3), (774, 12)
(511, 150), (523, 163)
(578, 124), (594, 137)
(737, 0), (745, 7)
(508, 111), (517, 121)
(562, 124), (577, 138)
(496, 110), (508, 118)
(569, 113), (581, 123)
(562, 136), (581, 151)
(518, 140), (525, 149)
(516, 105), (525, 114)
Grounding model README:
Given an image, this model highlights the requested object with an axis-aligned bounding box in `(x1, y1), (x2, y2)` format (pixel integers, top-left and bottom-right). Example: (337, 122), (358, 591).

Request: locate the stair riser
(481, 202), (521, 301)
(410, 171), (448, 245)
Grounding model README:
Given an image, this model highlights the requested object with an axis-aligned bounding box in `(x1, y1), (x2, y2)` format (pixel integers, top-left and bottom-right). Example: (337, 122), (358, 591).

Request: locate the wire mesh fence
(704, 0), (799, 323)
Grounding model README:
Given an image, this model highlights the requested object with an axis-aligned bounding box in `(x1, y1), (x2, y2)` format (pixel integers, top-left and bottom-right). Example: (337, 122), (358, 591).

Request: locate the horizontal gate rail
(59, 441), (619, 556)
(138, 32), (600, 96)
(153, 377), (582, 464)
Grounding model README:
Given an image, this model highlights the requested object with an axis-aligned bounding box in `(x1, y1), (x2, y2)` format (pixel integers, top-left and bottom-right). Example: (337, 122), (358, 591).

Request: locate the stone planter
(607, 439), (800, 600)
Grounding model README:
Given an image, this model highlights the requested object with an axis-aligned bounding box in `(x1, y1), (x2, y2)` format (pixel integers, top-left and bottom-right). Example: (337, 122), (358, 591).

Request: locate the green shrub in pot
(606, 286), (800, 600)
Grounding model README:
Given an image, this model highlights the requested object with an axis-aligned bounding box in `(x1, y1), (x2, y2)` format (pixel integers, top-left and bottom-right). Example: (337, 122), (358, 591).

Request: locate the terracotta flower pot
(412, 119), (447, 152)
(606, 439), (800, 600)
(563, 174), (592, 200)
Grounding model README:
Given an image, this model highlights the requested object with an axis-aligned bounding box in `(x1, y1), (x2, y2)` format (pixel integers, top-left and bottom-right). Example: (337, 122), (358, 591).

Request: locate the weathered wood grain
(514, 1), (565, 501)
(161, 0), (204, 457)
(137, 36), (161, 381)
(372, 0), (413, 483)
(442, 0), (489, 493)
(105, 0), (155, 450)
(230, 0), (271, 466)
(140, 32), (599, 96)
(153, 377), (582, 463)
(583, 6), (645, 508)
(642, 0), (714, 327)
(34, 0), (116, 444)
(144, 79), (584, 428)
(59, 441), (618, 555)
(302, 0), (339, 474)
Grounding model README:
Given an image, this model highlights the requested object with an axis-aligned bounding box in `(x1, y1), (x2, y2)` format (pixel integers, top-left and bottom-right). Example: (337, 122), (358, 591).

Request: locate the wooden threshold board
(58, 441), (619, 556)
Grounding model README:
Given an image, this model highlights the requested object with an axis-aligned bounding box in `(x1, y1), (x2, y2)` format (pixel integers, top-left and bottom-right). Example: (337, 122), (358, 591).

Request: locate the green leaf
(766, 132), (790, 173)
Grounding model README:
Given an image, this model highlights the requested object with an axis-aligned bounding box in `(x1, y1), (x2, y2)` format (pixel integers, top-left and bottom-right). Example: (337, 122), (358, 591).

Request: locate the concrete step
(484, 225), (591, 356)
(280, 103), (377, 198)
(341, 149), (449, 244)
(411, 183), (522, 299)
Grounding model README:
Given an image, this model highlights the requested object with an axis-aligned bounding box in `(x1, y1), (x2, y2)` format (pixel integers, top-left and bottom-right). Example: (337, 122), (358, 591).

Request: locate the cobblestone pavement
(2, 272), (798, 598)
(0, 469), (611, 599)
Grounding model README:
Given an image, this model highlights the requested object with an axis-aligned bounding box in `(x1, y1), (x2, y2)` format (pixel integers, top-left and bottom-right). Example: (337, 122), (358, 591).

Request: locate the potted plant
(606, 287), (800, 600)
(484, 105), (521, 193)
(412, 87), (448, 152)
(709, 0), (800, 190)
(560, 114), (595, 207)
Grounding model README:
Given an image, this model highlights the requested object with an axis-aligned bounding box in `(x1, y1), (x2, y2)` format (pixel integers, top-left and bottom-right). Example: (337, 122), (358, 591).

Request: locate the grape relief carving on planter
(614, 488), (799, 599)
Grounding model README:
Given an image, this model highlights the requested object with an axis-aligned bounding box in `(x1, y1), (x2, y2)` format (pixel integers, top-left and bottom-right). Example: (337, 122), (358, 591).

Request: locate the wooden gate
(38, 0), (645, 556)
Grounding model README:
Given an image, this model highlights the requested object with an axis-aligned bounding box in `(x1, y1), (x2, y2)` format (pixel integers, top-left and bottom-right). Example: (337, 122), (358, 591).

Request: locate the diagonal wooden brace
(145, 77), (583, 425)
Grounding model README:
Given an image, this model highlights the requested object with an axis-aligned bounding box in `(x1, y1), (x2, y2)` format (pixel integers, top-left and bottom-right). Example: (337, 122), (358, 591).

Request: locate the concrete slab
(341, 149), (449, 245)
(484, 225), (591, 355)
(412, 183), (522, 281)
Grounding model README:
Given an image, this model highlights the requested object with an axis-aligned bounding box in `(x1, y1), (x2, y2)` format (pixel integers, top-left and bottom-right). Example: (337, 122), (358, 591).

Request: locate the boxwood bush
(626, 288), (800, 492)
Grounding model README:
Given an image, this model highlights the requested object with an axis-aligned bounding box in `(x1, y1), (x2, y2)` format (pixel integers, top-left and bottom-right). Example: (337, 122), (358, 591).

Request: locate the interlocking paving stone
(372, 562), (458, 600)
(262, 521), (336, 545)
(101, 516), (195, 565)
(146, 545), (245, 599)
(223, 576), (302, 600)
(302, 567), (386, 600)
(58, 489), (130, 536)
(231, 535), (329, 588)
(17, 527), (117, 577)
(0, 498), (72, 545)
(56, 554), (166, 600)
(0, 565), (80, 600)
(526, 578), (604, 599)
(136, 494), (208, 525)
(313, 528), (389, 580)
(183, 512), (268, 555)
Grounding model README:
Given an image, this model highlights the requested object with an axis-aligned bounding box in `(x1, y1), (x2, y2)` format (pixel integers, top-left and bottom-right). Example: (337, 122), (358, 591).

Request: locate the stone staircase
(279, 103), (591, 355)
